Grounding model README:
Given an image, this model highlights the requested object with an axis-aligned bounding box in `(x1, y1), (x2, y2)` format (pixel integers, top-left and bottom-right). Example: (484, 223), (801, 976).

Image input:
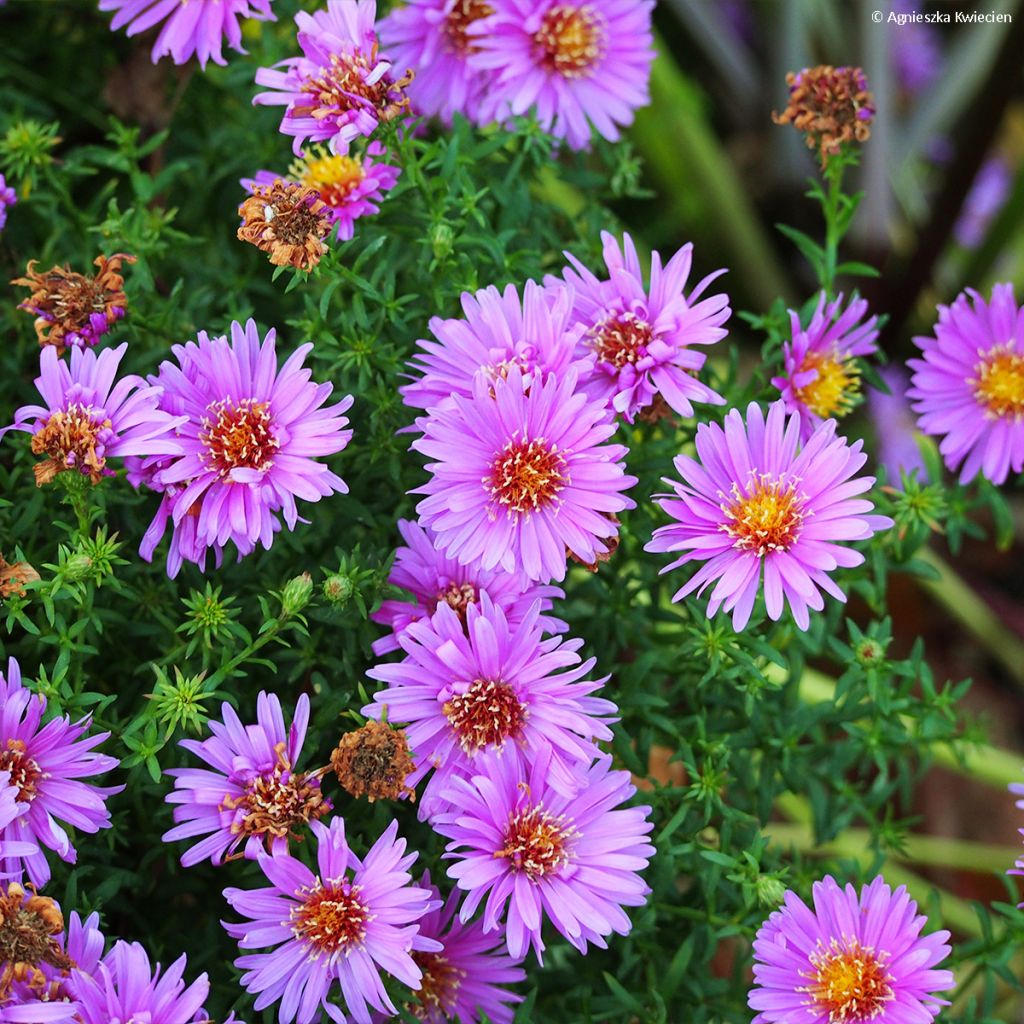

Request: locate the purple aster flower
(164, 692), (329, 867)
(371, 873), (526, 1023)
(470, 0), (655, 150)
(98, 0), (275, 68)
(555, 231), (730, 423)
(370, 518), (567, 656)
(0, 657), (123, 888)
(749, 875), (955, 1024)
(242, 141), (400, 243)
(132, 318), (353, 577)
(223, 816), (441, 1024)
(2, 343), (183, 488)
(413, 365), (637, 584)
(770, 292), (880, 442)
(908, 283), (1024, 485)
(401, 279), (587, 415)
(364, 592), (616, 816)
(954, 155), (1013, 249)
(253, 0), (413, 156)
(379, 0), (497, 124)
(645, 401), (893, 631)
(0, 173), (15, 231)
(867, 366), (928, 484)
(0, 773), (37, 879)
(434, 747), (654, 962)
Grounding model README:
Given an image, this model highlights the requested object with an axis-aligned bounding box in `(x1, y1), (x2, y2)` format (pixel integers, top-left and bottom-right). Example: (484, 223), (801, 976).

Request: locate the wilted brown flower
(330, 720), (416, 803)
(11, 254), (135, 355)
(0, 882), (74, 1002)
(773, 65), (875, 168)
(569, 512), (621, 572)
(29, 405), (113, 486)
(237, 179), (332, 271)
(0, 554), (40, 599)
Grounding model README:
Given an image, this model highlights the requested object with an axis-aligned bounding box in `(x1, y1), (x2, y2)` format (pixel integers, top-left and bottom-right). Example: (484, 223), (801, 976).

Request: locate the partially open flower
(237, 179), (332, 270)
(12, 254), (135, 355)
(330, 720), (416, 803)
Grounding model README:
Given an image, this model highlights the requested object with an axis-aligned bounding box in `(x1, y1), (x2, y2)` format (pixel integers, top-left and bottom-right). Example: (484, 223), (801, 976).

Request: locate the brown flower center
(199, 398), (279, 479)
(443, 0), (495, 56)
(590, 312), (653, 369)
(443, 679), (526, 753)
(294, 48), (411, 127)
(30, 403), (112, 487)
(237, 180), (332, 271)
(487, 437), (567, 516)
(800, 939), (894, 1023)
(794, 349), (860, 419)
(534, 3), (606, 78)
(722, 475), (805, 556)
(290, 879), (371, 957)
(972, 345), (1024, 419)
(435, 581), (478, 622)
(410, 952), (466, 1018)
(0, 882), (74, 1002)
(331, 721), (416, 803)
(496, 804), (576, 880)
(0, 740), (44, 803)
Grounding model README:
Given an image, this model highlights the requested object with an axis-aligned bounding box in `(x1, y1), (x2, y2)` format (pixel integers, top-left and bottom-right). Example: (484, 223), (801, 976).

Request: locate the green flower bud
(755, 874), (788, 908)
(430, 222), (454, 262)
(63, 553), (94, 581)
(281, 572), (314, 616)
(323, 573), (355, 605)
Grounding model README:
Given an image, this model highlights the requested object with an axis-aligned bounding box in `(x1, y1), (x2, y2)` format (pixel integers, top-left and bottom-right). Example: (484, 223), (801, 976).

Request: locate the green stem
(820, 160), (844, 295)
(206, 614), (292, 688)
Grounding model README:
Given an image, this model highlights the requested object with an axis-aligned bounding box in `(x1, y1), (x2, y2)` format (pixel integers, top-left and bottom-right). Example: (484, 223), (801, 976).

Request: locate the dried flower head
(0, 554), (40, 600)
(0, 882), (74, 1003)
(330, 720), (416, 803)
(12, 254), (135, 355)
(237, 179), (332, 270)
(773, 65), (875, 167)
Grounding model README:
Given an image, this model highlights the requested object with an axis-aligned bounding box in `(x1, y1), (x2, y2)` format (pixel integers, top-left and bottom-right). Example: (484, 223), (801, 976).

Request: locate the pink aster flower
(379, 0), (497, 124)
(770, 292), (880, 442)
(0, 173), (15, 231)
(413, 365), (637, 584)
(2, 343), (182, 488)
(98, 0), (275, 68)
(133, 318), (353, 577)
(364, 592), (616, 816)
(223, 816), (441, 1024)
(370, 518), (567, 656)
(470, 0), (655, 150)
(253, 0), (413, 156)
(164, 692), (328, 867)
(434, 748), (654, 963)
(646, 401), (893, 631)
(749, 875), (955, 1024)
(401, 279), (587, 414)
(908, 283), (1024, 485)
(0, 657), (123, 888)
(242, 141), (400, 243)
(555, 231), (730, 423)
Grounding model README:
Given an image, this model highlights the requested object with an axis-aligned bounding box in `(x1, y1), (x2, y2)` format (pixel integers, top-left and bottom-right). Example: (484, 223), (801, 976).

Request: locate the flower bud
(322, 573), (355, 605)
(281, 572), (313, 616)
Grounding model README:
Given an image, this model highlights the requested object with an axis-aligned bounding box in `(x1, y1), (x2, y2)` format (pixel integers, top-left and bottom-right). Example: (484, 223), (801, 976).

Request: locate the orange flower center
(722, 475), (805, 556)
(410, 952), (466, 1018)
(290, 879), (371, 957)
(294, 49), (410, 126)
(794, 349), (860, 419)
(0, 740), (44, 803)
(435, 581), (478, 621)
(590, 313), (653, 369)
(534, 3), (606, 78)
(30, 403), (111, 486)
(800, 939), (894, 1023)
(200, 398), (279, 479)
(972, 345), (1024, 419)
(487, 437), (567, 516)
(443, 0), (495, 56)
(443, 678), (527, 752)
(495, 804), (576, 880)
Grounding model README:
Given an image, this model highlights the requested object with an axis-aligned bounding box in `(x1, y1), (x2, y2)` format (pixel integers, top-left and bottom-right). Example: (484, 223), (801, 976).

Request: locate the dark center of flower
(443, 678), (527, 752)
(294, 49), (411, 126)
(435, 581), (478, 621)
(496, 804), (576, 880)
(0, 740), (44, 803)
(298, 152), (365, 206)
(331, 721), (416, 803)
(972, 345), (1024, 419)
(30, 403), (112, 487)
(721, 474), (806, 556)
(443, 0), (495, 56)
(534, 3), (607, 78)
(0, 882), (74, 996)
(199, 398), (279, 479)
(590, 312), (653, 369)
(794, 349), (860, 419)
(800, 939), (894, 1023)
(487, 437), (568, 516)
(409, 952), (466, 1018)
(290, 879), (371, 957)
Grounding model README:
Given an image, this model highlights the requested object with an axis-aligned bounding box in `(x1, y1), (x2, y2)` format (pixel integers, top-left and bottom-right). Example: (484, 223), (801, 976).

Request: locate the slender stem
(820, 159), (844, 296)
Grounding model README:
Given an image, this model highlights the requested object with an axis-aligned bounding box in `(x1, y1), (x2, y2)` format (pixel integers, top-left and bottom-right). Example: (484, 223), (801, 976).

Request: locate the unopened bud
(281, 572), (313, 615)
(322, 573), (355, 605)
(63, 553), (93, 581)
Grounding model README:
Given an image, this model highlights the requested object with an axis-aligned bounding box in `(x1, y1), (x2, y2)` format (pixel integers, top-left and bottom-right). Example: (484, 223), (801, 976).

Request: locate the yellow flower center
(443, 0), (495, 57)
(443, 678), (527, 752)
(496, 804), (577, 880)
(794, 349), (860, 419)
(297, 151), (365, 207)
(972, 345), (1024, 419)
(534, 3), (606, 78)
(800, 939), (894, 1023)
(722, 475), (805, 556)
(487, 437), (568, 517)
(290, 880), (372, 958)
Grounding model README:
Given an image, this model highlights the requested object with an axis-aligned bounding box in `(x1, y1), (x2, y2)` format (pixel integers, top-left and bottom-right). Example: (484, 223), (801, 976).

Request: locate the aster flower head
(908, 283), (1024, 485)
(645, 401), (893, 631)
(0, 554), (40, 600)
(556, 231), (730, 423)
(223, 816), (441, 1024)
(435, 749), (654, 963)
(749, 875), (955, 1024)
(238, 179), (333, 271)
(470, 0), (656, 150)
(364, 592), (617, 816)
(414, 365), (637, 584)
(99, 0), (275, 67)
(12, 254), (134, 355)
(253, 0), (413, 156)
(370, 519), (566, 656)
(243, 141), (400, 243)
(164, 692), (329, 866)
(134, 318), (353, 576)
(0, 657), (123, 888)
(771, 292), (880, 441)
(0, 174), (16, 231)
